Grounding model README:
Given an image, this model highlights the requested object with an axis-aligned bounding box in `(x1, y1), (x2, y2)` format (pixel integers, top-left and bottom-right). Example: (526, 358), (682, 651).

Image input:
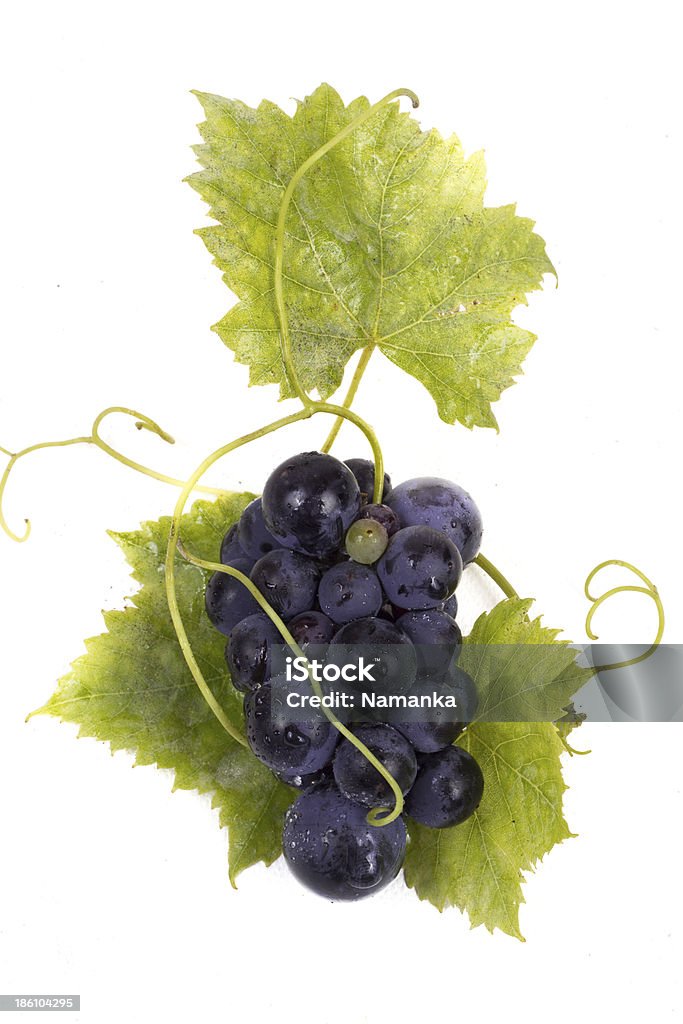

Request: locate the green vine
(2, 85), (667, 835)
(0, 406), (227, 543)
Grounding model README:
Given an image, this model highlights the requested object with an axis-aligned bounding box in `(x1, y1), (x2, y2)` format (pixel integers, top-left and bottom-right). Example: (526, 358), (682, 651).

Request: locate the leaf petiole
(321, 344), (376, 454)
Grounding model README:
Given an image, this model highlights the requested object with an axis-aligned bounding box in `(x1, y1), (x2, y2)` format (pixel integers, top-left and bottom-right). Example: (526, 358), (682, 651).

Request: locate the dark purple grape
(377, 526), (462, 610)
(395, 717), (464, 754)
(243, 676), (339, 775)
(288, 610), (336, 648)
(262, 452), (361, 557)
(441, 593), (458, 619)
(333, 724), (417, 808)
(250, 549), (320, 622)
(225, 611), (281, 692)
(237, 497), (279, 559)
(386, 477), (483, 564)
(358, 503), (400, 536)
(283, 781), (406, 900)
(205, 558), (260, 636)
(344, 458), (391, 502)
(219, 523), (248, 565)
(405, 745), (484, 828)
(444, 665), (479, 722)
(328, 616), (417, 700)
(318, 562), (383, 625)
(396, 609), (462, 678)
(394, 665), (468, 752)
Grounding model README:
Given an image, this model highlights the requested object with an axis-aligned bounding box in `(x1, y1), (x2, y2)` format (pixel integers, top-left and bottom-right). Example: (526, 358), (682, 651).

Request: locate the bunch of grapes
(205, 451), (485, 901)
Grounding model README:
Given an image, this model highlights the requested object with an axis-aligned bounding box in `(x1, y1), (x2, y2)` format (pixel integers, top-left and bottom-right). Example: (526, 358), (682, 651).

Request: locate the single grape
(444, 664), (479, 722)
(262, 452), (361, 557)
(219, 523), (249, 565)
(344, 458), (391, 502)
(282, 781), (407, 900)
(318, 562), (383, 624)
(405, 745), (484, 828)
(328, 616), (417, 700)
(441, 593), (458, 619)
(358, 503), (400, 537)
(225, 611), (281, 692)
(243, 676), (339, 774)
(237, 497), (279, 559)
(396, 608), (462, 678)
(345, 518), (388, 564)
(205, 557), (260, 636)
(394, 667), (467, 752)
(385, 477), (483, 565)
(287, 610), (336, 648)
(333, 724), (417, 808)
(250, 549), (320, 622)
(377, 525), (462, 610)
(395, 718), (464, 754)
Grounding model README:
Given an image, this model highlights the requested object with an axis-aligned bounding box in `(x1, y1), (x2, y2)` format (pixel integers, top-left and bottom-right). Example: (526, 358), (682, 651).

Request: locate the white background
(1, 0), (682, 1020)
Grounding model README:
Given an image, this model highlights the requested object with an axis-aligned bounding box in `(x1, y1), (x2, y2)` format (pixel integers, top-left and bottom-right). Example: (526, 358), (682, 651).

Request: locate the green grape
(345, 518), (389, 564)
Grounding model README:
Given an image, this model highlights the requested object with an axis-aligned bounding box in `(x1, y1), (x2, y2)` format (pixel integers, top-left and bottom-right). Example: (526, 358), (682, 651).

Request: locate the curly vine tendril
(474, 553), (664, 749)
(0, 406), (228, 542)
(584, 560), (665, 673)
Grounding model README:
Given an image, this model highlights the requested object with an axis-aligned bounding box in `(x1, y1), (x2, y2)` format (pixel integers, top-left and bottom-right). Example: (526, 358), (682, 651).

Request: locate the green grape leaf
(188, 84), (555, 430)
(30, 494), (295, 885)
(461, 597), (594, 723)
(404, 599), (593, 938)
(404, 722), (572, 940)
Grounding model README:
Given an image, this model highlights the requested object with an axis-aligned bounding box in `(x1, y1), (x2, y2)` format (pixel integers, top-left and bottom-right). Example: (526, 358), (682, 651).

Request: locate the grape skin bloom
(237, 497), (280, 559)
(396, 608), (462, 678)
(225, 611), (281, 692)
(318, 561), (383, 624)
(244, 676), (339, 775)
(205, 557), (261, 636)
(344, 457), (391, 502)
(333, 724), (417, 808)
(262, 452), (361, 557)
(283, 781), (407, 900)
(386, 477), (483, 565)
(377, 525), (462, 610)
(250, 549), (320, 622)
(405, 745), (484, 828)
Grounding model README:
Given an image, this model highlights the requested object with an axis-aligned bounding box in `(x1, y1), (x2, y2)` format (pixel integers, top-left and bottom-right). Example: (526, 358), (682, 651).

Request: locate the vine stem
(321, 344), (375, 454)
(473, 553), (520, 600)
(165, 402), (403, 823)
(0, 406), (227, 543)
(274, 87), (418, 497)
